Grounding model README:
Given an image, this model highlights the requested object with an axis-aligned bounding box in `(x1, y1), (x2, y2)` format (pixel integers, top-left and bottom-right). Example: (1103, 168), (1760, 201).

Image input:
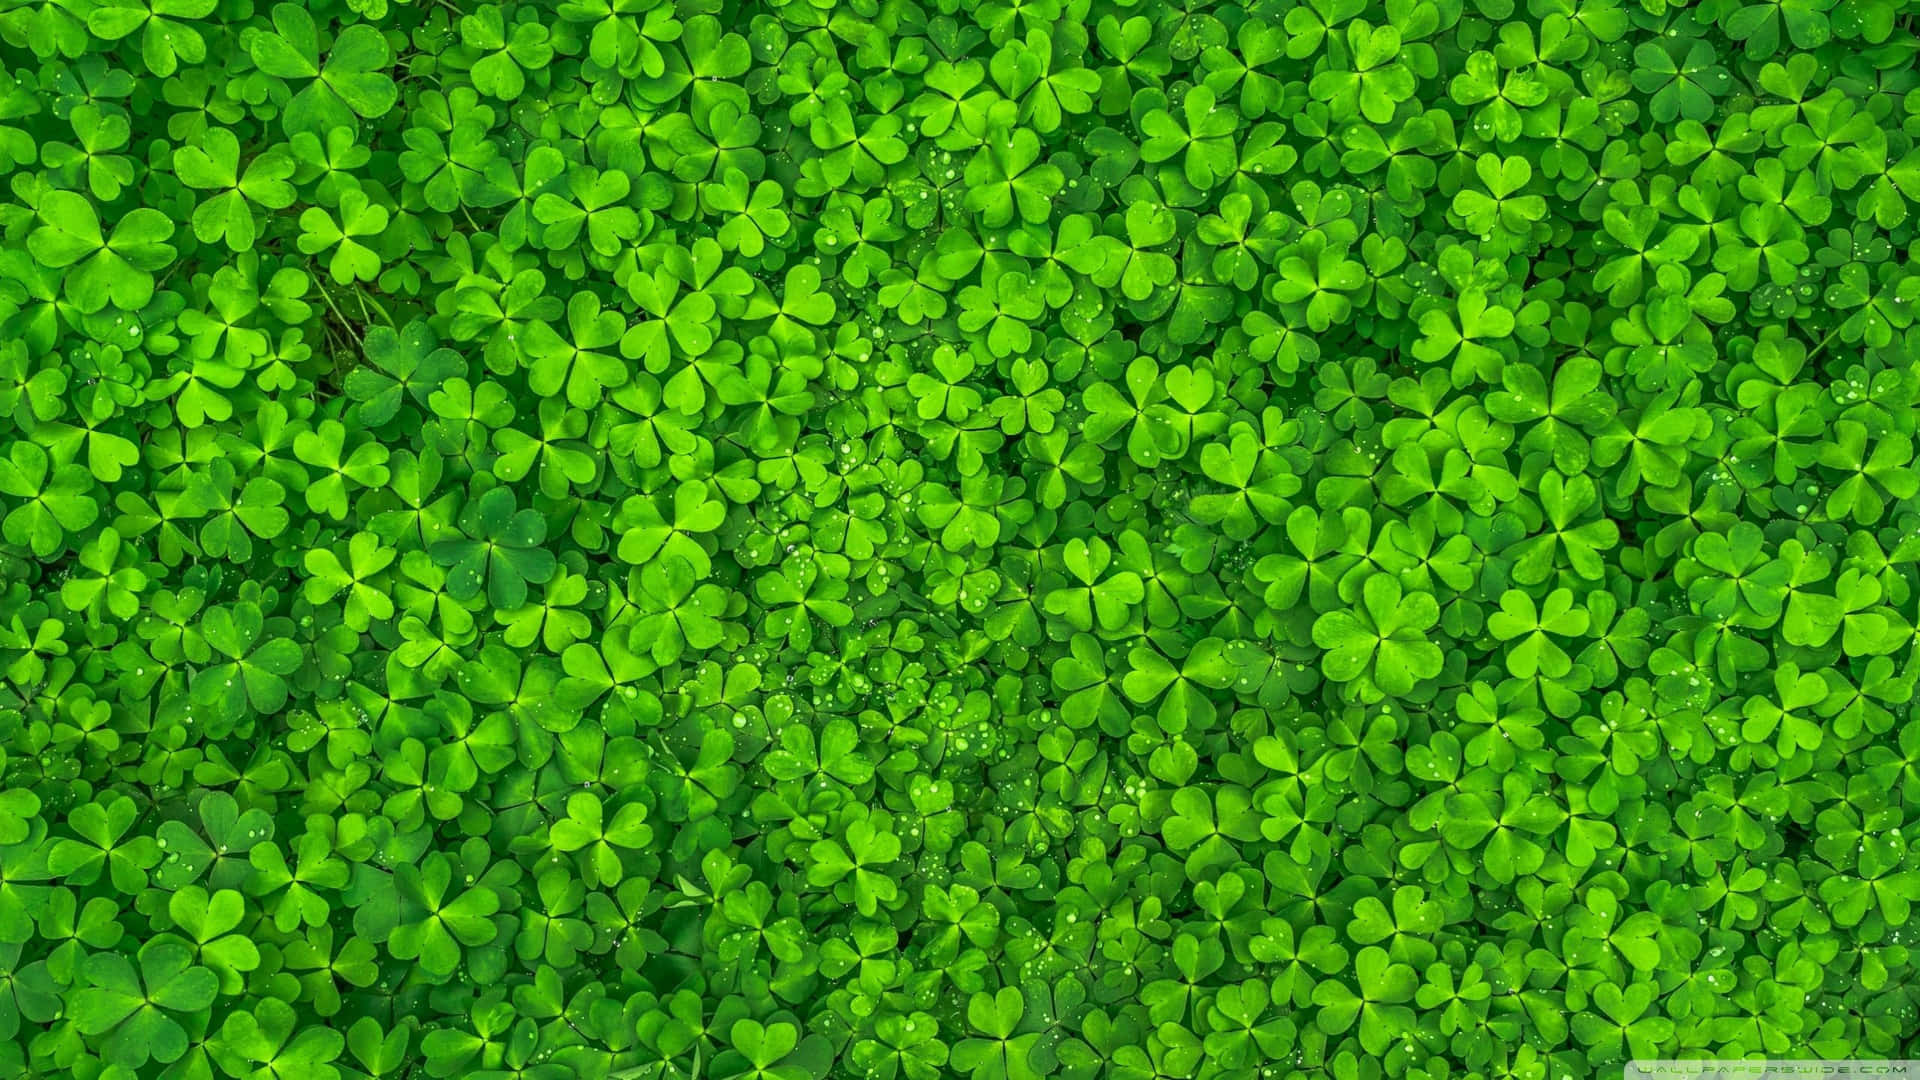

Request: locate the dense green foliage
(3, 0), (1920, 1076)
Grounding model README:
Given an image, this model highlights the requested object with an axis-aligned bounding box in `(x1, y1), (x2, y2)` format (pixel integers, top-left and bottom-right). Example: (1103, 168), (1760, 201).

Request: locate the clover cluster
(2, 0), (1920, 1076)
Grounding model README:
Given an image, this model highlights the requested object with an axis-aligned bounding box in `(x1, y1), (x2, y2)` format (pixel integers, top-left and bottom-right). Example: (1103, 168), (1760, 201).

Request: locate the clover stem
(1803, 321), (1846, 366)
(351, 286), (385, 329)
(316, 278), (365, 350)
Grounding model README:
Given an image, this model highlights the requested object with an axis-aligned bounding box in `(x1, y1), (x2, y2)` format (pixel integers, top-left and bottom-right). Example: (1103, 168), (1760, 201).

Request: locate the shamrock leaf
(29, 191), (176, 313)
(1312, 574), (1443, 699)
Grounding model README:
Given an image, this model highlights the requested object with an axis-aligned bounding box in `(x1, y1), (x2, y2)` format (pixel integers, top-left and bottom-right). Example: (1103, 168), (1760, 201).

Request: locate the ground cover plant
(2, 0), (1920, 1076)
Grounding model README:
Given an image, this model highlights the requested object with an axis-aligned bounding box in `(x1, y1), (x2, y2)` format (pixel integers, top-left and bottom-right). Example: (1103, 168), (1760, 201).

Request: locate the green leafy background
(2, 0), (1919, 1076)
